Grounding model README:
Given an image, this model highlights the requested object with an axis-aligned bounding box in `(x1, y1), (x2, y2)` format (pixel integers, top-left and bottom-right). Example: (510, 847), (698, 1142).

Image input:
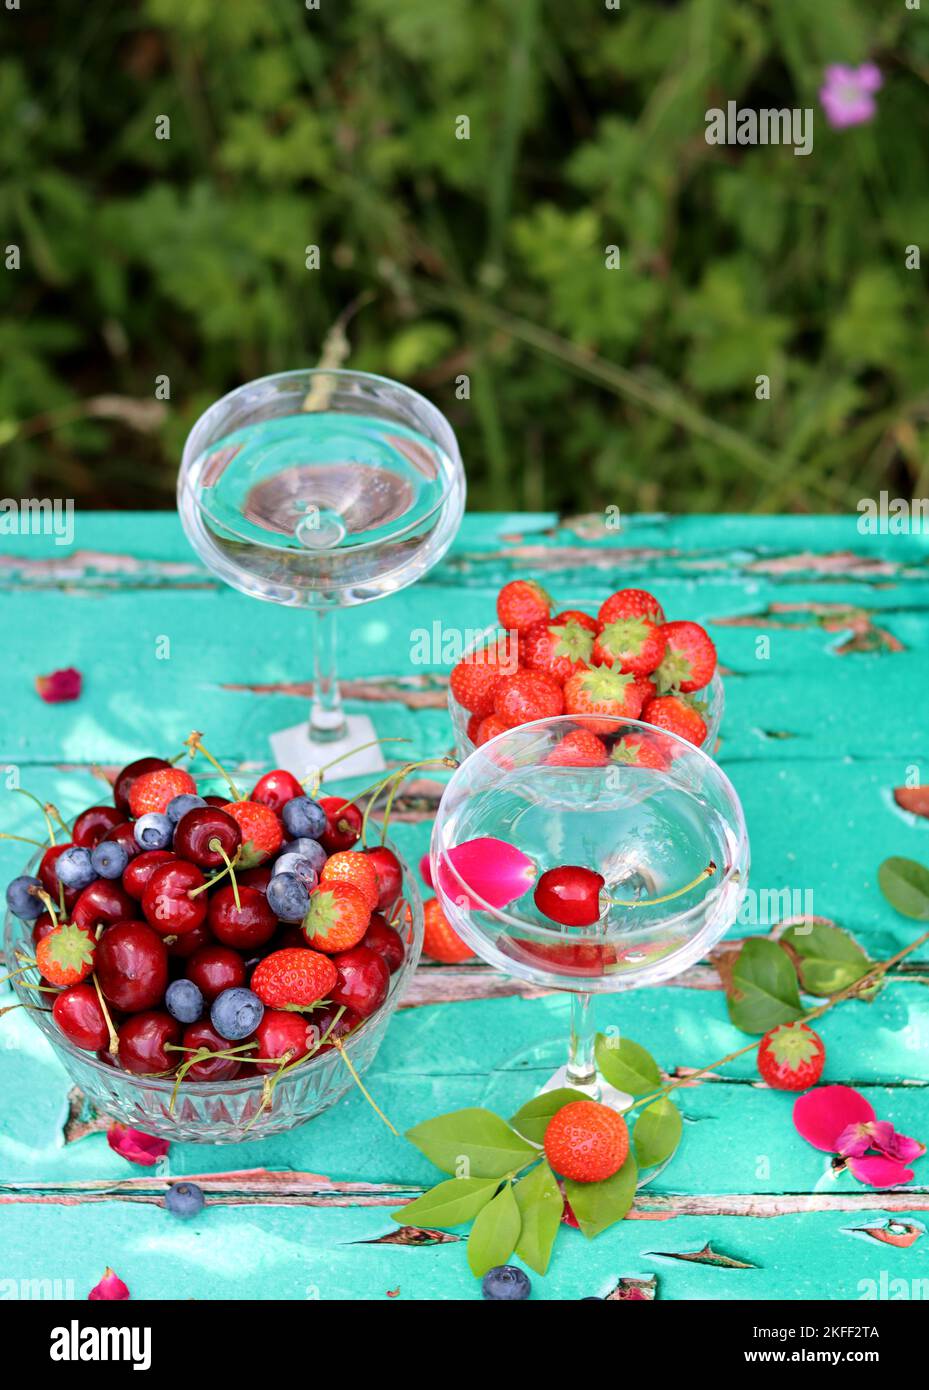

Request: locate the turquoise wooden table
(2, 511), (927, 1301)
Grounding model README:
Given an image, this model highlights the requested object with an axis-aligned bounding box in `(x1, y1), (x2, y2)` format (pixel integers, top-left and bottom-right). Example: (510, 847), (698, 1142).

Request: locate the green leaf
(466, 1181), (521, 1277)
(878, 858), (929, 922)
(726, 938), (803, 1034)
(405, 1107), (536, 1178)
(781, 923), (870, 996)
(595, 1034), (661, 1095)
(564, 1154), (638, 1239)
(509, 1088), (590, 1143)
(633, 1097), (682, 1169)
(513, 1161), (563, 1275)
(390, 1177), (499, 1229)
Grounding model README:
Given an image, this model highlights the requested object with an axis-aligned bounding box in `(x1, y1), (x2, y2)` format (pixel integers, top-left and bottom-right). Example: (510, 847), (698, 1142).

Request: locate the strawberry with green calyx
(302, 881), (371, 954)
(592, 617), (666, 678)
(758, 1023), (825, 1091)
(36, 921), (96, 987)
(523, 619), (594, 683)
(609, 733), (671, 771)
(220, 800), (282, 868)
(655, 620), (716, 694)
(251, 947), (338, 1010)
(496, 579), (552, 634)
(553, 609), (597, 634)
(597, 588), (665, 629)
(320, 850), (380, 910)
(563, 664), (645, 733)
(493, 670), (564, 729)
(641, 693), (707, 747)
(543, 730), (608, 767)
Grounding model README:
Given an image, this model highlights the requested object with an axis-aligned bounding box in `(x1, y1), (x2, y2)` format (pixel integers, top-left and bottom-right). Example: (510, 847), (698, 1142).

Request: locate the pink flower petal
(35, 667), (82, 703)
(857, 62), (883, 93)
(438, 837), (537, 910)
(107, 1123), (170, 1167)
(88, 1267), (130, 1301)
(793, 1084), (875, 1152)
(873, 1127), (926, 1165)
(418, 853), (434, 890)
(847, 1155), (914, 1188)
(835, 1122), (873, 1158)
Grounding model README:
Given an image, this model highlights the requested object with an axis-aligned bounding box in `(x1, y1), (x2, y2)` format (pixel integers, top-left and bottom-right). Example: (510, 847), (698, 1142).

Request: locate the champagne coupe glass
(431, 714), (749, 1116)
(178, 369), (466, 777)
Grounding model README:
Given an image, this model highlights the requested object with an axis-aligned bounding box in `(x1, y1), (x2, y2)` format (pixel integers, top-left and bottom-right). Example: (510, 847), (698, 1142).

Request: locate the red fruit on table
(592, 617), (666, 678)
(181, 1020), (242, 1081)
(544, 1100), (629, 1183)
(166, 921), (213, 959)
(128, 766), (197, 819)
(95, 921), (168, 1012)
(208, 883), (276, 951)
(71, 880), (136, 933)
(534, 866), (605, 927)
(363, 845), (403, 913)
(251, 769), (304, 815)
(142, 861), (208, 937)
(53, 983), (110, 1051)
(318, 796), (362, 852)
(186, 944), (247, 1001)
(641, 694), (707, 748)
(422, 897), (474, 964)
(173, 806), (242, 869)
(553, 609), (598, 635)
(543, 730), (608, 767)
(72, 805), (125, 849)
(523, 619), (594, 684)
(36, 922), (96, 986)
(656, 620), (717, 693)
(301, 881), (371, 954)
(122, 850), (177, 900)
(320, 850), (379, 910)
(112, 757), (170, 814)
(596, 588), (665, 629)
(101, 821), (142, 864)
(360, 912), (405, 973)
(496, 579), (552, 634)
(757, 1023), (826, 1091)
(220, 800), (283, 867)
(563, 665), (646, 733)
(330, 945), (390, 1019)
(250, 948), (338, 1010)
(253, 1009), (316, 1072)
(118, 1011), (181, 1074)
(493, 670), (564, 729)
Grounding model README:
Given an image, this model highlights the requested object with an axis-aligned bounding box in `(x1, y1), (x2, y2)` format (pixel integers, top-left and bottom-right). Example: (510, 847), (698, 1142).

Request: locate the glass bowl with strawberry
(448, 582), (724, 760)
(2, 738), (424, 1142)
(431, 712), (748, 1121)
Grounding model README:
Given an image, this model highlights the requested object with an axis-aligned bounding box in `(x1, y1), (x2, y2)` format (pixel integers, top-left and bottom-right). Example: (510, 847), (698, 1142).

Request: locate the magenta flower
(820, 63), (882, 129)
(88, 1267), (130, 1301)
(437, 837), (536, 910)
(107, 1123), (170, 1167)
(793, 1085), (923, 1188)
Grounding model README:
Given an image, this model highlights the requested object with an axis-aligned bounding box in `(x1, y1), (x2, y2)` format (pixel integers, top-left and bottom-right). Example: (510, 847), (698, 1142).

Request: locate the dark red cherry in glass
(186, 944), (246, 1001)
(330, 946), (389, 1019)
(53, 983), (110, 1051)
(533, 865), (605, 927)
(122, 849), (177, 900)
(71, 880), (136, 933)
(208, 884), (276, 951)
(364, 846), (403, 913)
(113, 757), (170, 814)
(203, 795), (227, 808)
(32, 913), (57, 949)
(253, 1009), (314, 1073)
(318, 796), (362, 852)
(252, 769), (303, 816)
(173, 807), (242, 869)
(102, 820), (141, 863)
(72, 805), (125, 849)
(118, 1011), (181, 1074)
(181, 1020), (242, 1081)
(313, 1001), (363, 1053)
(166, 921), (212, 959)
(360, 912), (404, 973)
(142, 861), (207, 937)
(95, 920), (168, 1012)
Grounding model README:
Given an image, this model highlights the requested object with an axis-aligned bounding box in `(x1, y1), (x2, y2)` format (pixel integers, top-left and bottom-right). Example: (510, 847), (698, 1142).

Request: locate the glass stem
(566, 991), (599, 1096)
(310, 609), (347, 743)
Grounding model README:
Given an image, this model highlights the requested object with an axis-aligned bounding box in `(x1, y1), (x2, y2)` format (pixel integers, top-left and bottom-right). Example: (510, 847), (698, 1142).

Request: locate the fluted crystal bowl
(3, 837), (422, 1143)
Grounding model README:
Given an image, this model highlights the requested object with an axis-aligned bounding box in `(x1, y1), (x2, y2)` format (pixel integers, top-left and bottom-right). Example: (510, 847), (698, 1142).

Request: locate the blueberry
(134, 812), (174, 850)
(165, 1181), (205, 1219)
(55, 846), (98, 891)
(90, 839), (129, 880)
(266, 871), (310, 923)
(481, 1266), (531, 1301)
(279, 838), (327, 875)
(166, 793), (206, 824)
(5, 875), (45, 920)
(211, 987), (263, 1041)
(165, 978), (204, 1024)
(281, 796), (327, 840)
(272, 853), (318, 891)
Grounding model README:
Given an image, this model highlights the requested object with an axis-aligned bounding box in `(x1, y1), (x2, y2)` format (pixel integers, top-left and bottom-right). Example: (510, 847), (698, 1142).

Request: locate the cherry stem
(360, 757), (458, 848)
(185, 731), (241, 801)
(34, 890), (59, 930)
(332, 1040), (398, 1134)
(0, 1002), (51, 1017)
(187, 844), (242, 903)
(301, 737), (410, 797)
(90, 764), (115, 789)
(244, 1006), (348, 1131)
(606, 861), (717, 910)
(91, 972), (119, 1056)
(0, 961), (38, 987)
(0, 831), (47, 849)
(11, 789), (58, 846)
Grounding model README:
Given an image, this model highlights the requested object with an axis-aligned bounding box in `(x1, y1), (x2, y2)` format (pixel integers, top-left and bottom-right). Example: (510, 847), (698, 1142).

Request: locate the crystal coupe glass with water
(178, 369), (466, 776)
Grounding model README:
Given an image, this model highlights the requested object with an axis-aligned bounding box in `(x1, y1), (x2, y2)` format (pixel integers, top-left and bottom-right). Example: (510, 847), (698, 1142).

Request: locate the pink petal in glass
(107, 1123), (170, 1167)
(88, 1267), (130, 1301)
(439, 837), (537, 910)
(793, 1084), (875, 1152)
(846, 1155), (914, 1189)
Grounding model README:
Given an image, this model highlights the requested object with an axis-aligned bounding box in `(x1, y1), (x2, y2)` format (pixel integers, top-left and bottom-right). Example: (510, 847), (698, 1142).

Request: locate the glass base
(269, 713), (387, 779)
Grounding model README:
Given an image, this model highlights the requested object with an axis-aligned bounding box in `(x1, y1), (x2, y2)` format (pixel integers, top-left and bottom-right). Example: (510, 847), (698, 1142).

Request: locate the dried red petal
(107, 1123), (170, 1167)
(88, 1266), (130, 1300)
(36, 667), (82, 703)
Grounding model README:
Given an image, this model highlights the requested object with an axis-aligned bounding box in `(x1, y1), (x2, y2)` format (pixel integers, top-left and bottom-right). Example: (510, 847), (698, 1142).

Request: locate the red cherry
(207, 883), (276, 951)
(172, 807), (242, 869)
(95, 921), (168, 1012)
(32, 913), (57, 948)
(252, 769), (304, 815)
(118, 1011), (181, 1074)
(363, 845), (403, 913)
(238, 866), (271, 894)
(53, 983), (110, 1051)
(186, 945), (246, 1001)
(180, 1020), (242, 1081)
(203, 795), (227, 808)
(313, 1001), (363, 1052)
(71, 880), (136, 933)
(360, 912), (405, 973)
(166, 922), (213, 959)
(253, 1009), (315, 1073)
(72, 806), (126, 849)
(39, 844), (79, 904)
(330, 946), (389, 1019)
(141, 861), (208, 937)
(318, 796), (362, 852)
(101, 820), (142, 863)
(112, 757), (171, 814)
(533, 866), (605, 927)
(122, 850), (177, 900)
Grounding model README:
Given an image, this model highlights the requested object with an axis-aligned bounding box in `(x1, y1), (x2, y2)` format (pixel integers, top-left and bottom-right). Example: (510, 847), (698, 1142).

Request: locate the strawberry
(544, 730), (608, 767)
(496, 579), (551, 634)
(474, 713), (509, 746)
(553, 609), (597, 635)
(493, 670), (564, 729)
(543, 1100), (630, 1183)
(757, 1023), (825, 1091)
(641, 694), (707, 747)
(609, 733), (671, 771)
(422, 897), (474, 963)
(301, 880), (371, 953)
(449, 637), (518, 717)
(597, 588), (665, 629)
(592, 616), (666, 677)
(466, 712), (483, 743)
(523, 619), (593, 683)
(221, 800), (283, 867)
(128, 767), (197, 818)
(320, 850), (380, 910)
(250, 947), (338, 1010)
(563, 664), (645, 733)
(655, 620), (717, 693)
(35, 922), (96, 986)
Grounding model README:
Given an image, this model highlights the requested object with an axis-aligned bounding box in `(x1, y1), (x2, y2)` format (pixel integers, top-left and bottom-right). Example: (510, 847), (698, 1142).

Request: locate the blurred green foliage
(1, 0), (928, 513)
